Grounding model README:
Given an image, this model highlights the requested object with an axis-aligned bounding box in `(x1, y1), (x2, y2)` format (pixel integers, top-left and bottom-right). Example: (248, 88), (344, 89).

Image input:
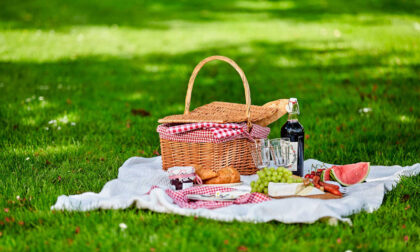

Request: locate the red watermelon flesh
(321, 168), (333, 181)
(330, 162), (370, 186)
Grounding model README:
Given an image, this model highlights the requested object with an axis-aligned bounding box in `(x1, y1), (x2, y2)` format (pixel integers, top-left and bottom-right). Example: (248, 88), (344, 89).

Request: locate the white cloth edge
(51, 157), (420, 224)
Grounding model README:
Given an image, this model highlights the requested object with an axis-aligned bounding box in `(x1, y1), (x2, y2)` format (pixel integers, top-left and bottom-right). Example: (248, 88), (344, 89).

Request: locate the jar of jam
(167, 166), (196, 191)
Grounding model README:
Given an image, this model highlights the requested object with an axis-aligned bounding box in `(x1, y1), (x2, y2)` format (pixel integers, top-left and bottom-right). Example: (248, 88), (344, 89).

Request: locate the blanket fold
(51, 157), (420, 224)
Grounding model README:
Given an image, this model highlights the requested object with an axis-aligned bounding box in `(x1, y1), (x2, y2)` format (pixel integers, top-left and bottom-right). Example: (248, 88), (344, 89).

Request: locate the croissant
(193, 165), (218, 180)
(204, 166), (241, 184)
(225, 166), (241, 183)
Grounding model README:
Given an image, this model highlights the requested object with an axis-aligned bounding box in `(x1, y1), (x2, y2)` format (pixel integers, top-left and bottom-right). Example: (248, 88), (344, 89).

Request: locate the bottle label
(287, 142), (298, 171)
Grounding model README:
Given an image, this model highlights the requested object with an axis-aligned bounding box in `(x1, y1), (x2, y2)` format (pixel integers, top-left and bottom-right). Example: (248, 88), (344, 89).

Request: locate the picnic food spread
(157, 55), (370, 205)
(49, 55), (419, 227)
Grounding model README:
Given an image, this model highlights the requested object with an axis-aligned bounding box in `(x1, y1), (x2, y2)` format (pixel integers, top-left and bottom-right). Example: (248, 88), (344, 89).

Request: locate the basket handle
(184, 55), (252, 127)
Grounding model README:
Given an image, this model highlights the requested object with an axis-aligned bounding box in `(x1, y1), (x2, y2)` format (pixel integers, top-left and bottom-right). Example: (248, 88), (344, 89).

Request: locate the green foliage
(0, 0), (419, 250)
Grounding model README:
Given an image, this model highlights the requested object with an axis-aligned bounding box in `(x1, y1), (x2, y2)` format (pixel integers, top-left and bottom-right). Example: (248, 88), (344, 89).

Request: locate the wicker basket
(158, 56), (272, 175)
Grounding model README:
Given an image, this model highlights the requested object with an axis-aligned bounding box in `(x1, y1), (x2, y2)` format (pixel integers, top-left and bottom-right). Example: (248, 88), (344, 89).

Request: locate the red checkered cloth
(163, 186), (271, 209)
(157, 123), (270, 143)
(168, 123), (246, 139)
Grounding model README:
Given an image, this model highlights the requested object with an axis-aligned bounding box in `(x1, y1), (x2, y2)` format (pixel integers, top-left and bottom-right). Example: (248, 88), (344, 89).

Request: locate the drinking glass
(252, 139), (271, 169)
(280, 137), (291, 167)
(270, 138), (291, 167)
(269, 138), (282, 166)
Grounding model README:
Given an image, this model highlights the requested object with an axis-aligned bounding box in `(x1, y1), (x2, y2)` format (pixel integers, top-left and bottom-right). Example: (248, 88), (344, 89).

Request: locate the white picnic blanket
(51, 157), (420, 224)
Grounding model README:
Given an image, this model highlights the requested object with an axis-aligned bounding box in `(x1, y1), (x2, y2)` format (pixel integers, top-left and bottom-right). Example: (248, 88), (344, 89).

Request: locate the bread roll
(194, 165), (218, 180)
(204, 166), (241, 184)
(204, 168), (231, 184)
(225, 166), (241, 183)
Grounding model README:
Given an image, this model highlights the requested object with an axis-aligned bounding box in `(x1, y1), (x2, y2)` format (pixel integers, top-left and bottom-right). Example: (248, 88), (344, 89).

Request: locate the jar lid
(167, 166), (195, 176)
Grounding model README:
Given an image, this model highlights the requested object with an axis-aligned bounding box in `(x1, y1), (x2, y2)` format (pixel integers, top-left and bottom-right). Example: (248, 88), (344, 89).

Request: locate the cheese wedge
(296, 186), (314, 196)
(306, 187), (325, 196)
(268, 183), (325, 197)
(268, 183), (305, 197)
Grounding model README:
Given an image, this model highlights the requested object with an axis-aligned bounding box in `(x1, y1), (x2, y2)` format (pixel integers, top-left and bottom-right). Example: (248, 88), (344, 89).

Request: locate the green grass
(1, 0), (419, 250)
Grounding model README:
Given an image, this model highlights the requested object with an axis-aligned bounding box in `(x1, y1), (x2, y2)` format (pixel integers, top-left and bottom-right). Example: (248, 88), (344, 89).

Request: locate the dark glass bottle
(281, 98), (305, 177)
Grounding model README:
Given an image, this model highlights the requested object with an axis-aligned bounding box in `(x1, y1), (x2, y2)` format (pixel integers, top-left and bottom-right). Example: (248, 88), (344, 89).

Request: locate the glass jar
(167, 166), (196, 190)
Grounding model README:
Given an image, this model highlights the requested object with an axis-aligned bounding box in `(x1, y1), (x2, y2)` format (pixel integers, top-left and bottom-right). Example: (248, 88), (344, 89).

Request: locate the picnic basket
(157, 56), (286, 175)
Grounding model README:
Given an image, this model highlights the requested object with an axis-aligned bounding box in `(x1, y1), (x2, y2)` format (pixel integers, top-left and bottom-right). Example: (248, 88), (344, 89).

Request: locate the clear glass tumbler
(270, 138), (290, 167)
(280, 137), (291, 167)
(252, 139), (271, 169)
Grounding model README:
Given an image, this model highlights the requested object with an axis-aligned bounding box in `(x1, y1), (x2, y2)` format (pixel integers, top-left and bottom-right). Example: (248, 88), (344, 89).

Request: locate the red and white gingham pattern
(168, 123), (245, 139)
(157, 123), (270, 143)
(163, 186), (271, 209)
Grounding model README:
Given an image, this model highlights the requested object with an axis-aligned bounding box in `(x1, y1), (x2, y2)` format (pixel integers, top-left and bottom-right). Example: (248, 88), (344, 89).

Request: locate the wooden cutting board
(271, 193), (342, 200)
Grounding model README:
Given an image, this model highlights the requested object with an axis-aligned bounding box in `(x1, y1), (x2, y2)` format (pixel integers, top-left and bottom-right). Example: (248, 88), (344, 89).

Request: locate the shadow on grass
(1, 39), (419, 114)
(0, 0), (419, 29)
(1, 39), (418, 163)
(0, 39), (419, 202)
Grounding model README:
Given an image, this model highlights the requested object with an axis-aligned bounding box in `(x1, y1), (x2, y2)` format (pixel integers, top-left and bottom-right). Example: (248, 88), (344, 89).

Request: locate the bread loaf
(204, 166), (241, 184)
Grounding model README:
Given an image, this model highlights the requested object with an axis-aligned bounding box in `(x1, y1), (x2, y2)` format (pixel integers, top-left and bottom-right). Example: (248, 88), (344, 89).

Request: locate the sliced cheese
(268, 183), (326, 197)
(306, 187), (325, 196)
(268, 183), (305, 197)
(296, 186), (314, 196)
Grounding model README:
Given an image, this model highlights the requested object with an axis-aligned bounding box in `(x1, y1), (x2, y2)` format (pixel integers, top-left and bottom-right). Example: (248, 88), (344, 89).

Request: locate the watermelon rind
(330, 170), (337, 182)
(330, 162), (370, 186)
(321, 168), (332, 182)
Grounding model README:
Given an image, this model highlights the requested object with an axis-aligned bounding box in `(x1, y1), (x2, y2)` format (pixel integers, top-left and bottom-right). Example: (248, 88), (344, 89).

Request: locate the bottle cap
(287, 98), (300, 114)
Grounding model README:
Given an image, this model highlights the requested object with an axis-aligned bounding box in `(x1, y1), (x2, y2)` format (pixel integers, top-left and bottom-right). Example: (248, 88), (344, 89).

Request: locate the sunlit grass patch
(0, 0), (419, 251)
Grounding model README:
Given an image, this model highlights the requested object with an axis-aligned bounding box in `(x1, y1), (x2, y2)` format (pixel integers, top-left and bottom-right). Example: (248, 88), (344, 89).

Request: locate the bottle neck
(287, 100), (300, 122)
(288, 113), (299, 121)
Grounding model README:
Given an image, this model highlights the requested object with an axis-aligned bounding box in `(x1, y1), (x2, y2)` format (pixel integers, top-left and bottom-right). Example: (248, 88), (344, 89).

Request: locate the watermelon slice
(321, 168), (333, 182)
(329, 162), (370, 186)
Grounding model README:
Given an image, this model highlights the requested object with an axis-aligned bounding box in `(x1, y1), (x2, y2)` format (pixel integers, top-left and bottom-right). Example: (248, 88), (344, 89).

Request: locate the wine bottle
(281, 98), (305, 177)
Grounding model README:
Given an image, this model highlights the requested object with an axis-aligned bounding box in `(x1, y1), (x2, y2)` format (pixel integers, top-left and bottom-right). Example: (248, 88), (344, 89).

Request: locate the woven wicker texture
(158, 101), (277, 124)
(158, 55), (278, 175)
(160, 138), (258, 175)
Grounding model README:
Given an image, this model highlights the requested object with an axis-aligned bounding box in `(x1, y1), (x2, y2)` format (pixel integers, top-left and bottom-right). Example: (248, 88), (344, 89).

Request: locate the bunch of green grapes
(250, 167), (301, 194)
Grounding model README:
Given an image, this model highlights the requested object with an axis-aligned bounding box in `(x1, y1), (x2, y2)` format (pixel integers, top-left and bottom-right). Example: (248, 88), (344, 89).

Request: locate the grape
(251, 167), (301, 195)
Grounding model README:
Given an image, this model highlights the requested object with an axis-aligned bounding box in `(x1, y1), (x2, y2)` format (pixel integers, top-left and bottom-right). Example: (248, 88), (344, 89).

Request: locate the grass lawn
(1, 0), (419, 250)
